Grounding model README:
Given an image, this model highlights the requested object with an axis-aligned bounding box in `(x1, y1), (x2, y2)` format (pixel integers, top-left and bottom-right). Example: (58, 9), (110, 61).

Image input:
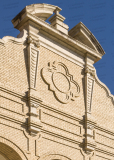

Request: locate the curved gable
(92, 72), (114, 130)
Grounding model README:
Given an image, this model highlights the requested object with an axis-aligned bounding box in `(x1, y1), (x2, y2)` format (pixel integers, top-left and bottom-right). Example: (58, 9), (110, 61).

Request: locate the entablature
(12, 3), (104, 64)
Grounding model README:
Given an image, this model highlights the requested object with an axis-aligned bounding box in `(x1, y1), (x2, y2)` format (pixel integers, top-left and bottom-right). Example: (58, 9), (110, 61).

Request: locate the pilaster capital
(85, 66), (95, 77)
(27, 35), (40, 48)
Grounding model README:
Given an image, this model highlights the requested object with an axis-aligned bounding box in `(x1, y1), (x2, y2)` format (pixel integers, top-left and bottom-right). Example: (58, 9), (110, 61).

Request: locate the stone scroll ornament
(41, 61), (80, 103)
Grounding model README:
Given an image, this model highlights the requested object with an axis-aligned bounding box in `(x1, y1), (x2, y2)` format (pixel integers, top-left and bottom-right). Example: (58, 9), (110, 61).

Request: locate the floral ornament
(41, 61), (80, 104)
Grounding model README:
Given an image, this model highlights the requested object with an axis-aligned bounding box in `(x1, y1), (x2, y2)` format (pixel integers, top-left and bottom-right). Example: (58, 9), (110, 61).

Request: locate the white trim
(39, 33), (85, 68)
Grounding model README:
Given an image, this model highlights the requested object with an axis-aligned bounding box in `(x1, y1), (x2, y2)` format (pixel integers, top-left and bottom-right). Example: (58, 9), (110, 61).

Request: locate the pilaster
(27, 32), (42, 136)
(84, 55), (96, 154)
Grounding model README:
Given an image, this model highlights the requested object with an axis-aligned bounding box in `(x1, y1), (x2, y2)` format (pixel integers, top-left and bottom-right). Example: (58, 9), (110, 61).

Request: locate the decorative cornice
(0, 82), (27, 100)
(39, 33), (85, 68)
(40, 100), (83, 123)
(69, 22), (105, 56)
(41, 129), (82, 145)
(0, 110), (26, 125)
(96, 146), (114, 157)
(12, 10), (103, 63)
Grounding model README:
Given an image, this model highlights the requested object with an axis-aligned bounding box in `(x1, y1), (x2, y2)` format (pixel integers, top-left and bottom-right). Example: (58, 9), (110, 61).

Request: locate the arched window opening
(0, 153), (7, 160)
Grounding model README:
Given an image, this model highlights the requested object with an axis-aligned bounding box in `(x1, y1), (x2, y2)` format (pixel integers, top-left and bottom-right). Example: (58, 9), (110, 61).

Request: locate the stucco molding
(85, 66), (95, 113)
(12, 10), (103, 63)
(41, 129), (82, 145)
(84, 63), (96, 154)
(28, 90), (42, 136)
(0, 82), (27, 100)
(39, 33), (85, 68)
(41, 61), (80, 104)
(27, 42), (40, 90)
(27, 35), (40, 48)
(40, 100), (82, 122)
(0, 109), (26, 125)
(42, 111), (83, 137)
(96, 146), (114, 157)
(0, 118), (24, 131)
(0, 29), (27, 45)
(80, 149), (95, 160)
(69, 22), (105, 56)
(95, 124), (114, 136)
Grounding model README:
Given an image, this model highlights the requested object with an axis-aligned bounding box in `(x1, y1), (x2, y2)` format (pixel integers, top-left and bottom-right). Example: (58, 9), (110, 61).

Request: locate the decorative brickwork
(0, 3), (114, 160)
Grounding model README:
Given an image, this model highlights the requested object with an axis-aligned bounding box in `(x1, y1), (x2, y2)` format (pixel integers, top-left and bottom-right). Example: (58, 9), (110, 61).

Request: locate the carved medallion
(41, 61), (80, 103)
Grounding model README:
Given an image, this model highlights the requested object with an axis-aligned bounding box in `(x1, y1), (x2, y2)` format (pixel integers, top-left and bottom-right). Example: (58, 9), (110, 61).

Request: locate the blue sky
(0, 0), (114, 95)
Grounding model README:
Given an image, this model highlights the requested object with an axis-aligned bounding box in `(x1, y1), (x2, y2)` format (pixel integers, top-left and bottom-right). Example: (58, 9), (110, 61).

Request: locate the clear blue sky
(0, 0), (114, 94)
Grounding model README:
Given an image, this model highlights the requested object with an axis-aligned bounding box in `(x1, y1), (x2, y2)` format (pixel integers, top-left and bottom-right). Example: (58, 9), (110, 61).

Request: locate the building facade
(0, 3), (114, 160)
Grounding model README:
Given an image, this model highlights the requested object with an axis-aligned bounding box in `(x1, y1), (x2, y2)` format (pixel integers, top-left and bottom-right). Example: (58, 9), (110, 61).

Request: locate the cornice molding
(0, 110), (26, 125)
(41, 129), (82, 145)
(40, 100), (83, 123)
(96, 146), (114, 157)
(39, 33), (85, 68)
(0, 82), (27, 100)
(12, 11), (102, 63)
(95, 123), (114, 137)
(69, 22), (105, 56)
(42, 111), (83, 137)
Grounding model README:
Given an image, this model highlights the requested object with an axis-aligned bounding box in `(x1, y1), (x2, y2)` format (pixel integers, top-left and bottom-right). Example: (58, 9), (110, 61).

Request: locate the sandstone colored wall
(0, 42), (28, 93)
(37, 46), (85, 117)
(0, 24), (114, 160)
(0, 40), (114, 159)
(0, 41), (85, 160)
(92, 80), (114, 130)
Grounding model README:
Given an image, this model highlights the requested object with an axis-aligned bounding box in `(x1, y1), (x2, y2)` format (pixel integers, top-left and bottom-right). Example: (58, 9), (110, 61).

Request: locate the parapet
(12, 3), (69, 34)
(12, 3), (104, 63)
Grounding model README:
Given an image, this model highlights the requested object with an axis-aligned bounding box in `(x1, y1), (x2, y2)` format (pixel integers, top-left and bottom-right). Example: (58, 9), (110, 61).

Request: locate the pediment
(69, 22), (105, 55)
